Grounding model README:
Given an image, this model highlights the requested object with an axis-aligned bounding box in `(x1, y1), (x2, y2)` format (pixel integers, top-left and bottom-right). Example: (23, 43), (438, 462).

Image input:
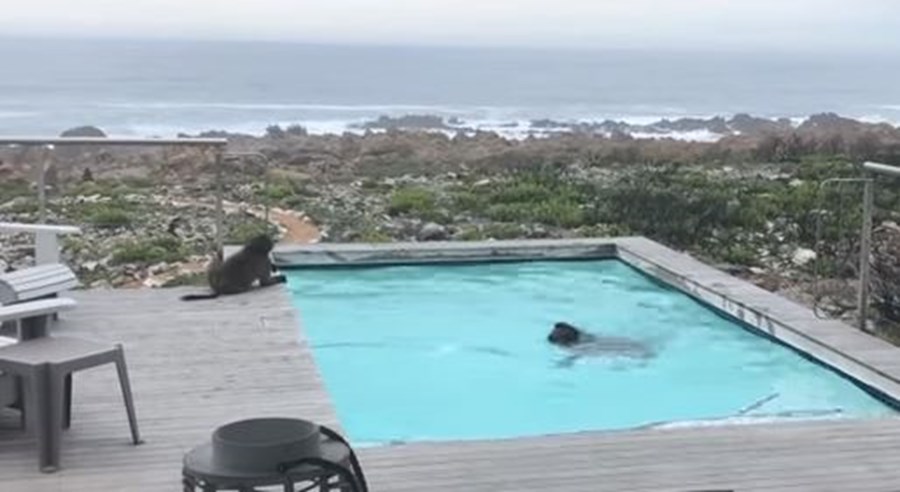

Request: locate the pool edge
(273, 237), (900, 408)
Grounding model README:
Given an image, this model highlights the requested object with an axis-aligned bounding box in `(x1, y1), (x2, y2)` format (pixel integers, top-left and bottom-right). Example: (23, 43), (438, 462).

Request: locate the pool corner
(274, 236), (900, 407)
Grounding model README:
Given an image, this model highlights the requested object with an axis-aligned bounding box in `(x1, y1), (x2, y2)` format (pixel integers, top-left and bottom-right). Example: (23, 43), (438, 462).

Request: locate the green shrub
(455, 226), (486, 241)
(448, 171), (592, 228)
(719, 243), (761, 266)
(256, 178), (319, 205)
(87, 206), (133, 228)
(68, 179), (131, 198)
(355, 228), (393, 243)
(111, 236), (187, 265)
(0, 179), (32, 201)
(388, 187), (437, 216)
(452, 173), (589, 228)
(2, 197), (40, 214)
(262, 182), (296, 202)
(481, 223), (524, 239)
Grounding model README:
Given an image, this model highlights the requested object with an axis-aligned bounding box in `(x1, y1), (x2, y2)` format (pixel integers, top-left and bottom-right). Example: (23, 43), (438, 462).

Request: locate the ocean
(1, 37), (900, 139)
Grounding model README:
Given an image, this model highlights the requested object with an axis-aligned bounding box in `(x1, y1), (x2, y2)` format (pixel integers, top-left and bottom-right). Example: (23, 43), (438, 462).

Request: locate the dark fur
(548, 321), (655, 367)
(180, 234), (286, 301)
(547, 322), (585, 346)
(167, 216), (185, 237)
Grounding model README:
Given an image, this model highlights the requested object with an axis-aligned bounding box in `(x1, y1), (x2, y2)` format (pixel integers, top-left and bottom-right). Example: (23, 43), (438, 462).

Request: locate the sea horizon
(2, 35), (899, 140)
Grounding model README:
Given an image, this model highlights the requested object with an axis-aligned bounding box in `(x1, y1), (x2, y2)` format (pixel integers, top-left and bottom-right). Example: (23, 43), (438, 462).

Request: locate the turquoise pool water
(287, 260), (896, 445)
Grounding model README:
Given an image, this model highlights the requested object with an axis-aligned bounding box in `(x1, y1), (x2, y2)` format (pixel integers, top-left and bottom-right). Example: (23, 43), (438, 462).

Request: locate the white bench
(0, 222), (81, 309)
(0, 222), (82, 266)
(0, 264), (80, 305)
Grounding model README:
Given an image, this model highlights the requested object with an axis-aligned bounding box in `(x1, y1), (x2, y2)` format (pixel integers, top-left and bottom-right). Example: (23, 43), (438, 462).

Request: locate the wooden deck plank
(0, 287), (340, 491)
(1, 286), (900, 491)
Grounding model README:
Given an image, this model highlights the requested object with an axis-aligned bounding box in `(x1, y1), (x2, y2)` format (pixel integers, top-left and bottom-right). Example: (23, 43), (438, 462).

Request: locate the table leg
(42, 365), (65, 472)
(63, 373), (72, 429)
(113, 346), (142, 445)
(28, 362), (61, 473)
(19, 315), (50, 340)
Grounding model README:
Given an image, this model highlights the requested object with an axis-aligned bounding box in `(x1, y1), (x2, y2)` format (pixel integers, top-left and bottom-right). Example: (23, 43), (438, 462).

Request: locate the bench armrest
(0, 298), (77, 323)
(0, 222), (82, 235)
(0, 222), (82, 266)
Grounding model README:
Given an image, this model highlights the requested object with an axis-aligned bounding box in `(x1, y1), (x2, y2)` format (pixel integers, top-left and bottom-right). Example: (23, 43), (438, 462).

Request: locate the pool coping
(272, 236), (900, 407)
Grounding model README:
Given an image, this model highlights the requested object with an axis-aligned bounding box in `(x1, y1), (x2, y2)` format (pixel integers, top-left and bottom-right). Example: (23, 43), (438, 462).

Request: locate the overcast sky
(1, 0), (898, 53)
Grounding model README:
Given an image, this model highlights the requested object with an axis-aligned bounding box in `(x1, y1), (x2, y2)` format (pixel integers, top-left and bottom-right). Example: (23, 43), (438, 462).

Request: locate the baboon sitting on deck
(180, 234), (286, 301)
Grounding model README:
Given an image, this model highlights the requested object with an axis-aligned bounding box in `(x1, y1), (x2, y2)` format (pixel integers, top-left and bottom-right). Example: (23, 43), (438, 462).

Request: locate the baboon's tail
(180, 292), (220, 301)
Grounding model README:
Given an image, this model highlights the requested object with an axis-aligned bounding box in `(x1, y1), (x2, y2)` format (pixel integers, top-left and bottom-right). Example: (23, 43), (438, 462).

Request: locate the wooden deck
(2, 287), (900, 491)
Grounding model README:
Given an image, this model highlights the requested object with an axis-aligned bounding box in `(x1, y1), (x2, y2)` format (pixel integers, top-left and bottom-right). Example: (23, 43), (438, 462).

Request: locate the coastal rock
(60, 126), (107, 138)
(355, 115), (451, 131)
(526, 225), (550, 239)
(798, 113), (863, 134)
(727, 114), (792, 135)
(654, 117), (729, 134)
(791, 248), (817, 267)
(417, 222), (448, 241)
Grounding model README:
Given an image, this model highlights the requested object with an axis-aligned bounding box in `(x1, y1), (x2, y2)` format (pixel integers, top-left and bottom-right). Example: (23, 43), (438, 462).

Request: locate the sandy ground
(271, 209), (321, 244)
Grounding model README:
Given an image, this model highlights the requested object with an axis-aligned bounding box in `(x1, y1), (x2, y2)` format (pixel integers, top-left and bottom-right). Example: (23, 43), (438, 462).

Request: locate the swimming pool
(287, 259), (897, 445)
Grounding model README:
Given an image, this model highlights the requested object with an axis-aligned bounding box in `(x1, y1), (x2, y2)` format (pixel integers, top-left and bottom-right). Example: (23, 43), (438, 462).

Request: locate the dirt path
(270, 209), (321, 244)
(152, 197), (320, 244)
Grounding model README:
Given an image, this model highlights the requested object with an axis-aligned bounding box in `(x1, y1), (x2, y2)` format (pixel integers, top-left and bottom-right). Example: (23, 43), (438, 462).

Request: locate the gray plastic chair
(0, 336), (142, 472)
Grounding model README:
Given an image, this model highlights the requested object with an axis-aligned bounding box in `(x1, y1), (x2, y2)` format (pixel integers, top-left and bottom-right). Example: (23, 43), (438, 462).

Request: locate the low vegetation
(110, 236), (188, 265)
(4, 122), (900, 339)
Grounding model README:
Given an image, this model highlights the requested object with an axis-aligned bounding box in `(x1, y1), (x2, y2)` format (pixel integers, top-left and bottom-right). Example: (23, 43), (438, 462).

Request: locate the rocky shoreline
(319, 111), (895, 142)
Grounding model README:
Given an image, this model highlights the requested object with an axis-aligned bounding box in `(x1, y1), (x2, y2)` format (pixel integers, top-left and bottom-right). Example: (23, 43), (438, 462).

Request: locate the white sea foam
(858, 114), (899, 125)
(119, 118), (728, 142)
(124, 119), (369, 138)
(630, 129), (725, 143)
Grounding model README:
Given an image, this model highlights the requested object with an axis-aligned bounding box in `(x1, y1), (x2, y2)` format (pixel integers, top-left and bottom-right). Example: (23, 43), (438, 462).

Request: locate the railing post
(215, 149), (225, 256)
(37, 147), (48, 223)
(858, 177), (874, 332)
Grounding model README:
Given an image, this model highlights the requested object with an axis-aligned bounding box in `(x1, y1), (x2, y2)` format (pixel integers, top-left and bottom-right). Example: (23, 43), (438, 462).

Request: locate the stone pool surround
(272, 236), (900, 409)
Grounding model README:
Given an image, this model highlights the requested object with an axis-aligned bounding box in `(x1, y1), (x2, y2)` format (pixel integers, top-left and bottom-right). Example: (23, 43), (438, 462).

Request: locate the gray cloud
(1, 0), (897, 52)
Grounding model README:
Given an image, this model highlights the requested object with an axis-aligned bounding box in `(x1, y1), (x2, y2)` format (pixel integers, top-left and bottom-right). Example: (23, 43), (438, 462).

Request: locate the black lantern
(182, 418), (368, 492)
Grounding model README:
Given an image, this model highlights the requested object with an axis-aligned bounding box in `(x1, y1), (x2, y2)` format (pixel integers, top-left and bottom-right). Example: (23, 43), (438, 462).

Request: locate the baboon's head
(548, 322), (581, 346)
(245, 234), (275, 255)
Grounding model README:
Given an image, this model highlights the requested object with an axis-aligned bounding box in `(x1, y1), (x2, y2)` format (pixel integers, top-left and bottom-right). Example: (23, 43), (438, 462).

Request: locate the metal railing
(814, 177), (872, 327)
(854, 161), (899, 332)
(0, 136), (230, 253)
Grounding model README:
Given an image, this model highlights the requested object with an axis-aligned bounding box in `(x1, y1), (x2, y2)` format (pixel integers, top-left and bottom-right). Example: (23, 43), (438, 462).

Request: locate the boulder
(791, 248), (817, 267)
(60, 126), (107, 138)
(417, 222), (448, 241)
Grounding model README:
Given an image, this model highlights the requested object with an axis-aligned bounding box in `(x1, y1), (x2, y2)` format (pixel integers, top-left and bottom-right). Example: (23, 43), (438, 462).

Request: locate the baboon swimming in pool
(548, 322), (655, 367)
(180, 234), (286, 301)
